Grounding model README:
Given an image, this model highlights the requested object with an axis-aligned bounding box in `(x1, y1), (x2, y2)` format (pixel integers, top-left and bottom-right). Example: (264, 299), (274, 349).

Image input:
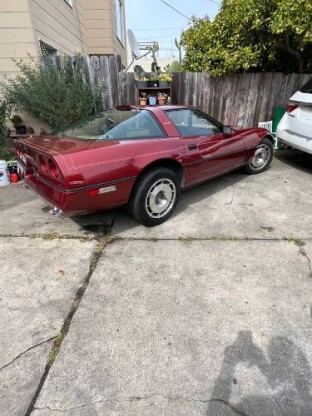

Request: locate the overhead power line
(138, 32), (182, 41)
(132, 27), (184, 31)
(159, 0), (192, 22)
(159, 0), (221, 21)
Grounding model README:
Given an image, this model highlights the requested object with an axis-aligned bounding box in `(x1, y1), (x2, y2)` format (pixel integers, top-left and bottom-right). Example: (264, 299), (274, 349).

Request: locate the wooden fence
(53, 56), (311, 128)
(118, 71), (311, 128)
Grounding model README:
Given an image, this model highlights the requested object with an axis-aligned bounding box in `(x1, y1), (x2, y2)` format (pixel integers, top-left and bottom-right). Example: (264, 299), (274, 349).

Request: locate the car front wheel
(245, 138), (273, 174)
(129, 167), (180, 226)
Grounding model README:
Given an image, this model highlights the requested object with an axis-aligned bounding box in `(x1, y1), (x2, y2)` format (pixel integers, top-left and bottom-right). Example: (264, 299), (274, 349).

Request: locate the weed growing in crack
(283, 237), (305, 247)
(178, 236), (199, 242)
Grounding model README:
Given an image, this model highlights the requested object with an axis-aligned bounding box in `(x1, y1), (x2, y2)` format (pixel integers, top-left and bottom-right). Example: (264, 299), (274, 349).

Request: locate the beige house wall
(84, 0), (126, 67)
(30, 0), (87, 55)
(0, 1), (37, 75)
(0, 0), (127, 74)
(0, 0), (127, 133)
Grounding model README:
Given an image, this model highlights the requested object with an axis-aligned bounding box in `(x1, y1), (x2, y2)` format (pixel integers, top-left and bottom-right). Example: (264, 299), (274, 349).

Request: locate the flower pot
(148, 80), (159, 87)
(135, 80), (148, 88)
(148, 96), (157, 105)
(158, 98), (167, 105)
(139, 98), (147, 106)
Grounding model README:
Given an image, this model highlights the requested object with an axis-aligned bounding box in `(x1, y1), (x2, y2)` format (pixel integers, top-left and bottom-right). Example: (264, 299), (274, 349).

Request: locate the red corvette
(15, 106), (273, 226)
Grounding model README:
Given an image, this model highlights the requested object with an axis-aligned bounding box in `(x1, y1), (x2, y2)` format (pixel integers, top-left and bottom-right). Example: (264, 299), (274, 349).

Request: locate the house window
(39, 40), (57, 57)
(115, 0), (125, 45)
(64, 0), (73, 7)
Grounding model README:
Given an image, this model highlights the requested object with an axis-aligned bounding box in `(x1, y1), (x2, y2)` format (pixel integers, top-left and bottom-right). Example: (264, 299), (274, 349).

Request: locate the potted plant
(148, 73), (159, 87)
(158, 73), (172, 87)
(135, 76), (149, 88)
(134, 65), (149, 88)
(157, 92), (167, 105)
(139, 93), (148, 106)
(10, 115), (27, 135)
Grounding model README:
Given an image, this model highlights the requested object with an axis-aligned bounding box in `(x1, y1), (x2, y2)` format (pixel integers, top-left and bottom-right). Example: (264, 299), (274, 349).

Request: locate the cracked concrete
(31, 239), (312, 415)
(298, 246), (312, 279)
(0, 336), (56, 372)
(1, 149), (312, 416)
(0, 237), (96, 416)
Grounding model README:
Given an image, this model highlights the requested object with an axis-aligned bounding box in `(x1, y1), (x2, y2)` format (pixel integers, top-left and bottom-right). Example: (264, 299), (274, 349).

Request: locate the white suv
(277, 77), (312, 154)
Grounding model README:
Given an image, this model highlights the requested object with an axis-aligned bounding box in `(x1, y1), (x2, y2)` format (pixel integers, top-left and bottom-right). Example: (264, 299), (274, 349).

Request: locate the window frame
(115, 0), (125, 45)
(164, 108), (223, 137)
(64, 0), (73, 7)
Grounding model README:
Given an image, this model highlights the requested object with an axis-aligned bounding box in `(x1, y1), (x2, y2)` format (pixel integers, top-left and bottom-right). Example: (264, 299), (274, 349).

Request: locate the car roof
(116, 105), (193, 112)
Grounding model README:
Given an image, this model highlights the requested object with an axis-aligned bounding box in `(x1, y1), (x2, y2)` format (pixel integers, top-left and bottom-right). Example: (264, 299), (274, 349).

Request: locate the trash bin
(0, 160), (10, 186)
(272, 107), (286, 150)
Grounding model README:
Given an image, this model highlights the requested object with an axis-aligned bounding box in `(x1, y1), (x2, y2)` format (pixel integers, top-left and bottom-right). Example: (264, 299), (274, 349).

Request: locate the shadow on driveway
(68, 169), (248, 235)
(274, 149), (312, 175)
(207, 331), (312, 416)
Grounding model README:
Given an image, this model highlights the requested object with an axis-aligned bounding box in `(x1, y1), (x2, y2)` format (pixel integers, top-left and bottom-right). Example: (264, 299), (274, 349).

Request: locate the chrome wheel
(250, 144), (271, 171)
(145, 178), (177, 218)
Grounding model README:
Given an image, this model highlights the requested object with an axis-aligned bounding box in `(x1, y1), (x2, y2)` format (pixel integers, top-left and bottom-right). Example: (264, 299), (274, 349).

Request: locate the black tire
(244, 138), (273, 174)
(128, 167), (180, 226)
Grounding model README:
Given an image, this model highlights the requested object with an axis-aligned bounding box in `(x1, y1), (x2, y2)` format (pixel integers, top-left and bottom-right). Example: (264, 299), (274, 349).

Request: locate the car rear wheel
(129, 167), (180, 226)
(245, 138), (273, 174)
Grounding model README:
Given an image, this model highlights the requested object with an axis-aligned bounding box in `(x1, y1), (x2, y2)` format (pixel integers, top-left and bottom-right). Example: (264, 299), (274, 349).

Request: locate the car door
(166, 109), (246, 185)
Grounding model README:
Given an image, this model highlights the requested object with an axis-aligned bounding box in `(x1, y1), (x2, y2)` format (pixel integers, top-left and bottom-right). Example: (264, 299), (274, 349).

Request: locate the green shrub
(1, 56), (103, 130)
(0, 100), (11, 148)
(169, 61), (182, 72)
(0, 147), (15, 161)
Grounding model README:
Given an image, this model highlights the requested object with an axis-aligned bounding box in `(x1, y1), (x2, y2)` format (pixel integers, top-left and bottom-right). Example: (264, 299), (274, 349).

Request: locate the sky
(125, 0), (221, 59)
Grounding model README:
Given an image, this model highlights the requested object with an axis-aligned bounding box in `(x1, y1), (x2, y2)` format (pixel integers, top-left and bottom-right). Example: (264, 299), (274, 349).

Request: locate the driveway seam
(1, 234), (312, 244)
(0, 233), (95, 241)
(24, 236), (112, 416)
(111, 236), (311, 242)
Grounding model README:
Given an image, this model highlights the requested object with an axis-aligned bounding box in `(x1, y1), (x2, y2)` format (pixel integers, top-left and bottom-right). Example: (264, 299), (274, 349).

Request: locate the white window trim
(115, 0), (125, 45)
(64, 0), (73, 7)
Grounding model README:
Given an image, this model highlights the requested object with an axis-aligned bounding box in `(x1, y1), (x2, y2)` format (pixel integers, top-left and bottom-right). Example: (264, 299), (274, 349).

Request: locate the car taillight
(15, 143), (21, 158)
(48, 158), (60, 179)
(15, 143), (27, 164)
(87, 189), (99, 197)
(38, 155), (48, 174)
(286, 101), (299, 114)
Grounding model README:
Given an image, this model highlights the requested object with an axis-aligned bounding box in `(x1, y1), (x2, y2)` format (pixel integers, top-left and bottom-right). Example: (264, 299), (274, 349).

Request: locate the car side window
(166, 109), (222, 136)
(101, 110), (166, 140)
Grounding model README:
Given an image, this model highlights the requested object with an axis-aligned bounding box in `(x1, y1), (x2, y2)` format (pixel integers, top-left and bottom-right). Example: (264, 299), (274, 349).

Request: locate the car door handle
(188, 143), (197, 150)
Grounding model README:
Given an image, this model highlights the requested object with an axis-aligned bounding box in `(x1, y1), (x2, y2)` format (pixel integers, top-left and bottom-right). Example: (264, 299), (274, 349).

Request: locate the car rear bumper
(277, 128), (312, 155)
(24, 172), (135, 216)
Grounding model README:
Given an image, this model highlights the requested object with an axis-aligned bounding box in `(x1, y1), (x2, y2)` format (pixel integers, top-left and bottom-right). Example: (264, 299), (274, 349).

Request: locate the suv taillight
(286, 101), (299, 114)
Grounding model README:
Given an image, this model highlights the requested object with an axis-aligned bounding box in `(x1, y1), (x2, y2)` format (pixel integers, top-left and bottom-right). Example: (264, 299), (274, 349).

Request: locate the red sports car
(15, 106), (274, 226)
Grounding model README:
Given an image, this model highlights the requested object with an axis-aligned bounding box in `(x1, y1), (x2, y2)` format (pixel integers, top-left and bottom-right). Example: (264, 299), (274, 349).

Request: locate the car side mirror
(223, 125), (233, 135)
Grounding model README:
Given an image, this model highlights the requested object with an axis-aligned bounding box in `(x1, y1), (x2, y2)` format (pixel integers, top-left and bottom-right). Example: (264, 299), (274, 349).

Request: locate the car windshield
(300, 77), (312, 94)
(55, 109), (166, 140)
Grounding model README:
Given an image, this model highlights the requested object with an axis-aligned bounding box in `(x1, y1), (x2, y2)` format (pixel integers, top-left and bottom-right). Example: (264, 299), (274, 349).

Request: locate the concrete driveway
(0, 149), (312, 416)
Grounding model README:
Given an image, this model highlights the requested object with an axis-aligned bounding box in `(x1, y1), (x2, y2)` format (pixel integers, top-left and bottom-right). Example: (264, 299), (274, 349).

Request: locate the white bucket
(0, 160), (10, 186)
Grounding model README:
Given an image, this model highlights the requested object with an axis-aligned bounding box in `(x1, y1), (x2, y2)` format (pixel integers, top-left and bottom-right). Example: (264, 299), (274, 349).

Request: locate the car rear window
(55, 109), (166, 140)
(300, 77), (312, 94)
